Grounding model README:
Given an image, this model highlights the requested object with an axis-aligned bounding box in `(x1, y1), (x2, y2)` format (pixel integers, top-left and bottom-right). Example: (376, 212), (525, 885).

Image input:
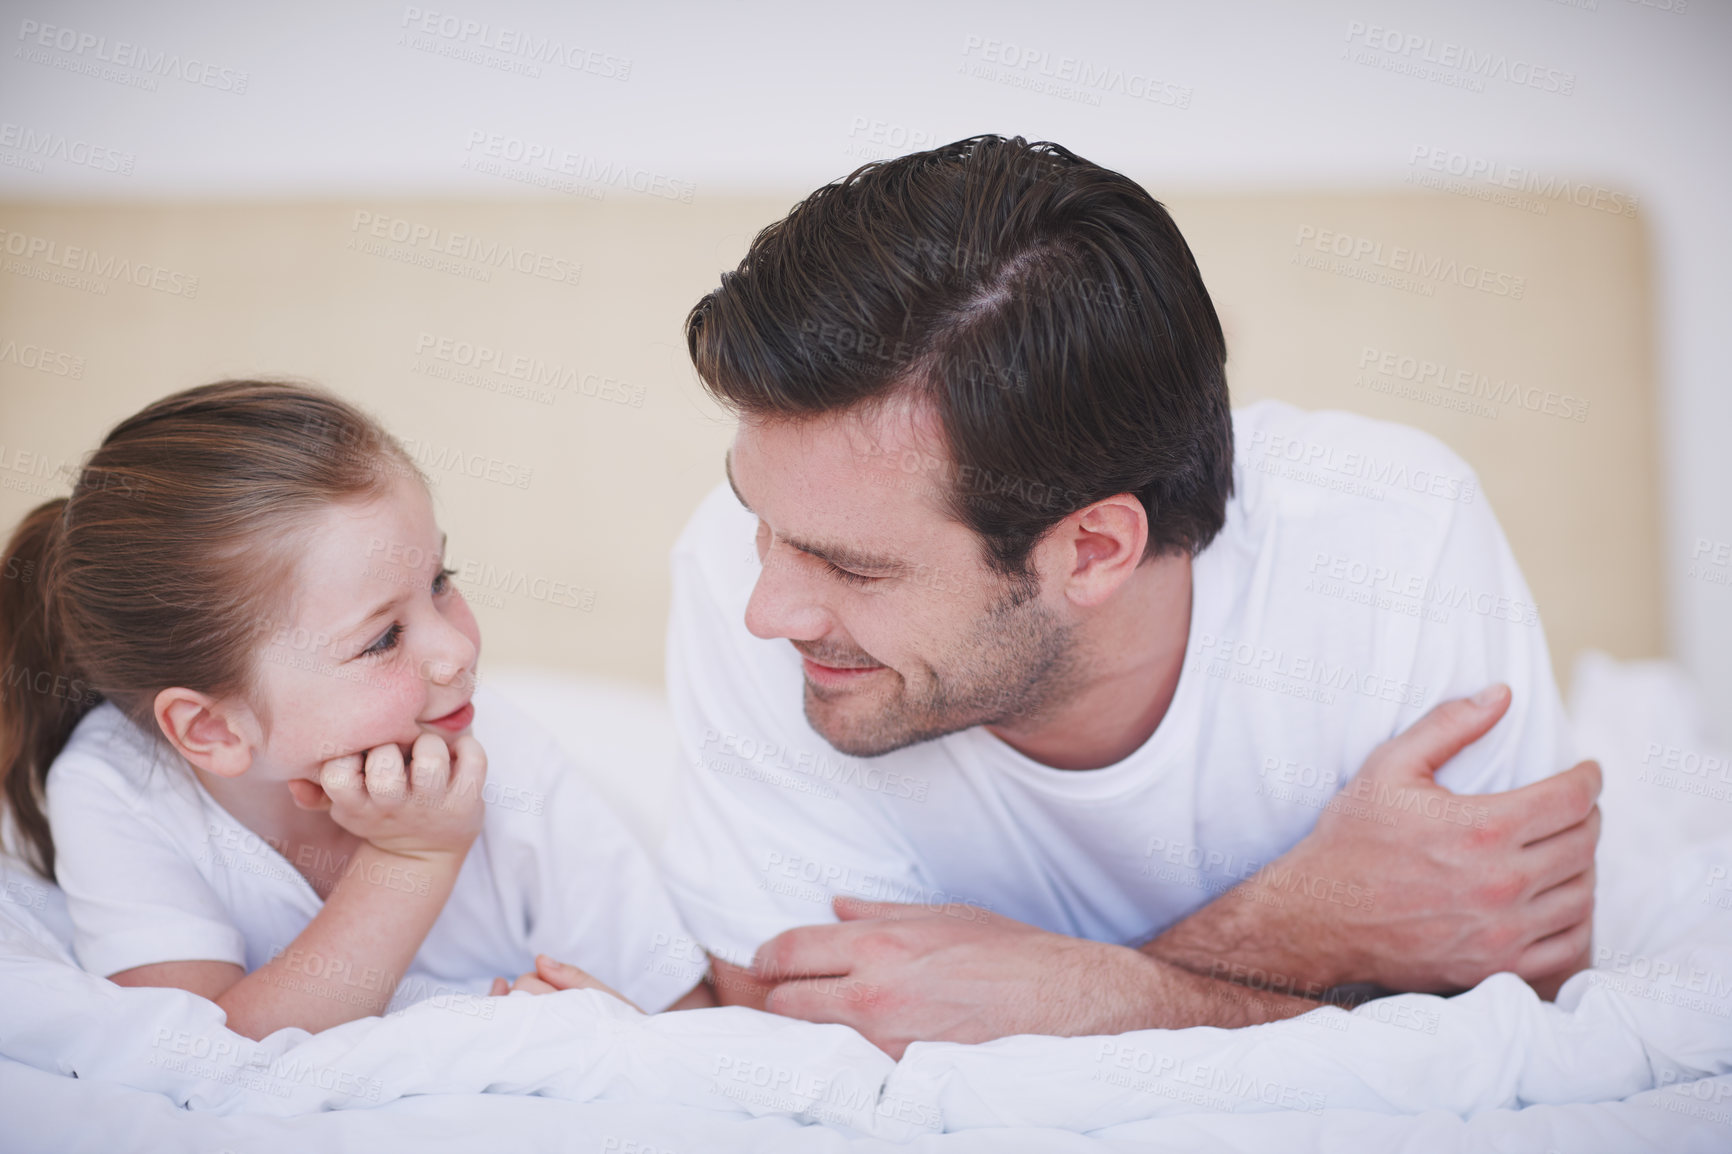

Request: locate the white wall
(2, 0), (1727, 733)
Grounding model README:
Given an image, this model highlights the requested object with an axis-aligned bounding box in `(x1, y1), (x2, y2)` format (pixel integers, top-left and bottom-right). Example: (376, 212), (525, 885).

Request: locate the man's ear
(153, 688), (259, 778)
(1043, 494), (1150, 608)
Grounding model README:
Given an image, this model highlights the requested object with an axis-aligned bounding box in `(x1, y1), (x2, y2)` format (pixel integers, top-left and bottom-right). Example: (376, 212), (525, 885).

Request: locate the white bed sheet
(8, 1056), (1731, 1154)
(3, 654), (1729, 1153)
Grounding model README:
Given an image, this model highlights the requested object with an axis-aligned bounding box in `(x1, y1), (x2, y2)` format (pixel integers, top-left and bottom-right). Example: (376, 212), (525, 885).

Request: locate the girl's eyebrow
(346, 592), (406, 638)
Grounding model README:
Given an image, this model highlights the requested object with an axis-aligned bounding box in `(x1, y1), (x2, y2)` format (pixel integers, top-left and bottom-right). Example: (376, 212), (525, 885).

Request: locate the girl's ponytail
(0, 379), (418, 881)
(0, 499), (98, 877)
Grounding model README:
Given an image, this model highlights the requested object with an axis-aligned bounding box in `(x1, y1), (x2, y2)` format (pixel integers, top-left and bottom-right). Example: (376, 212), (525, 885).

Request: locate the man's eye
(823, 560), (875, 587)
(432, 565), (457, 595)
(361, 623), (402, 657)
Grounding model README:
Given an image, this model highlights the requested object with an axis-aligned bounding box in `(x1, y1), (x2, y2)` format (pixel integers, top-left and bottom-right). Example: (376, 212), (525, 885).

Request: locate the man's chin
(803, 685), (953, 759)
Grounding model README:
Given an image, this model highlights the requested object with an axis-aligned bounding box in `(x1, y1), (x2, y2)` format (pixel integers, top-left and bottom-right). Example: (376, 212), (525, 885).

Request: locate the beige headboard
(0, 191), (1661, 692)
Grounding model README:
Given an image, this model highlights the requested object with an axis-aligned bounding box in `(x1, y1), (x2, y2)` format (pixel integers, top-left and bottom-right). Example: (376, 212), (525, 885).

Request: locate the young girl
(0, 380), (712, 1039)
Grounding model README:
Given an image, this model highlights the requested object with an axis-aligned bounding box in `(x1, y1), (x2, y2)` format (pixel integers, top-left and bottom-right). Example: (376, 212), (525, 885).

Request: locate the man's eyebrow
(723, 451), (906, 575)
(787, 536), (907, 575)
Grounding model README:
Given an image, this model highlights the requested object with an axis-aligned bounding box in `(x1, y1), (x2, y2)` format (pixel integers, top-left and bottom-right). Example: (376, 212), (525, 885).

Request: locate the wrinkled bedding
(3, 655), (1729, 1152)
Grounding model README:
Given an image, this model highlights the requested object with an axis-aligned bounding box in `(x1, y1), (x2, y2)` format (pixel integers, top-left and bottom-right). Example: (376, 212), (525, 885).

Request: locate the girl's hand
(488, 955), (643, 1011)
(488, 972), (557, 996)
(318, 732), (487, 861)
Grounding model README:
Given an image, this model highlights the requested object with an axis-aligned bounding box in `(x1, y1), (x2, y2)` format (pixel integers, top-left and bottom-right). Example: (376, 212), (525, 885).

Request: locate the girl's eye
(432, 565), (457, 595)
(361, 622), (401, 657)
(823, 559), (875, 587)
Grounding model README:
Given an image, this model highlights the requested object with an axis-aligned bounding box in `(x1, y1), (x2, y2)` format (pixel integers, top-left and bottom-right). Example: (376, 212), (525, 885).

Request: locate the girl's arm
(114, 842), (466, 1038)
(112, 734), (486, 1040)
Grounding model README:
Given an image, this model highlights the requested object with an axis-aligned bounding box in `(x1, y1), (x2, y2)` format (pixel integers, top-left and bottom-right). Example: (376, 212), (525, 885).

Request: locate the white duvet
(4, 654), (1730, 1153)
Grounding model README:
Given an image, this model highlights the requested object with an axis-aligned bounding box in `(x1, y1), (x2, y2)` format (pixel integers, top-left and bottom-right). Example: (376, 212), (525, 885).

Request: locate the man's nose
(743, 549), (832, 642)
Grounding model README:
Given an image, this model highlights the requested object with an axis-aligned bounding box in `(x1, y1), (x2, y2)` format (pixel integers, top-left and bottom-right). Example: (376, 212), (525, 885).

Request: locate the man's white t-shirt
(659, 400), (1573, 967)
(47, 684), (699, 1012)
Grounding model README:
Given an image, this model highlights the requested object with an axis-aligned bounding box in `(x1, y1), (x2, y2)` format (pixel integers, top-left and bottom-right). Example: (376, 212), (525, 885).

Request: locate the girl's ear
(153, 688), (259, 777)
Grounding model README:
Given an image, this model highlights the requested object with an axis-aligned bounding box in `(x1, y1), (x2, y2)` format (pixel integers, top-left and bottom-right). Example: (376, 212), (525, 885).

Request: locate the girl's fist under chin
(316, 732), (488, 860)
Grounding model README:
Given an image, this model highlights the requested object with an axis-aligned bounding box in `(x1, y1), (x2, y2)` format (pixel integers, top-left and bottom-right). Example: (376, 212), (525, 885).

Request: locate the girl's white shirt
(46, 684), (700, 1012)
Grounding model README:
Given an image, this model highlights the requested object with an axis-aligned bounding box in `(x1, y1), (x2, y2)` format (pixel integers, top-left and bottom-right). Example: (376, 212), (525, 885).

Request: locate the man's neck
(985, 552), (1193, 771)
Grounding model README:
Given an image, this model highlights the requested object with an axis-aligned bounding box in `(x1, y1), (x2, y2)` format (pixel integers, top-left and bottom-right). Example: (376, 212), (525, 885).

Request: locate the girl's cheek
(321, 668), (421, 755)
(378, 661), (429, 708)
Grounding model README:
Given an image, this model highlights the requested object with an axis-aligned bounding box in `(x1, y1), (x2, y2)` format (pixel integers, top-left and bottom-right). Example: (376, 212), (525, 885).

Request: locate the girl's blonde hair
(0, 379), (418, 876)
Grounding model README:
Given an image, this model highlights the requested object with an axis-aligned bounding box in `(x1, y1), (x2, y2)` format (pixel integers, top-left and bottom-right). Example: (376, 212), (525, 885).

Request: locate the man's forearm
(1123, 946), (1324, 1029)
(1140, 691), (1604, 1001)
(1149, 884), (1593, 1005)
(725, 938), (1319, 1036)
(1142, 874), (1360, 1000)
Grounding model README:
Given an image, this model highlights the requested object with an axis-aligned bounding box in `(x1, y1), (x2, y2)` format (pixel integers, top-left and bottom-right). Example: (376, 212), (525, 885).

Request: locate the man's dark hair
(685, 134), (1233, 578)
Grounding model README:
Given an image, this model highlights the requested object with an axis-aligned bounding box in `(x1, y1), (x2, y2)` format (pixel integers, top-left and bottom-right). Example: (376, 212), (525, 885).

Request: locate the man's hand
(744, 896), (1310, 1058)
(1151, 685), (1599, 998)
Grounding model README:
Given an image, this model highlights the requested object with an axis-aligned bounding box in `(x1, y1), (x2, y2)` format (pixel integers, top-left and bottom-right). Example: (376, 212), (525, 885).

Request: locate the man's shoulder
(1229, 400), (1483, 543)
(674, 481), (755, 556)
(670, 481), (760, 602)
(1234, 399), (1481, 492)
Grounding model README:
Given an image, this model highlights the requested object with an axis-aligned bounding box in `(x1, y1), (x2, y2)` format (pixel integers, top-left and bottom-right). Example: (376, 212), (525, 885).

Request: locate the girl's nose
(420, 622), (479, 687)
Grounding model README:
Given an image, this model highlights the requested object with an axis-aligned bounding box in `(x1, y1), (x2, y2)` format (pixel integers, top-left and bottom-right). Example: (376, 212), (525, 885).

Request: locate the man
(659, 135), (1600, 1058)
